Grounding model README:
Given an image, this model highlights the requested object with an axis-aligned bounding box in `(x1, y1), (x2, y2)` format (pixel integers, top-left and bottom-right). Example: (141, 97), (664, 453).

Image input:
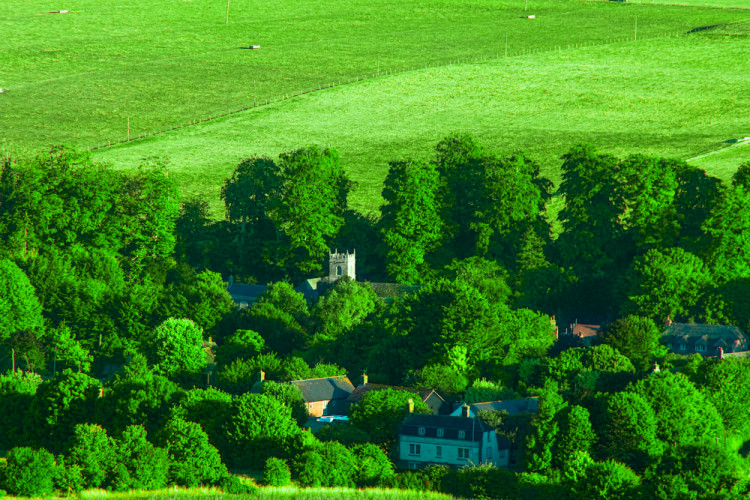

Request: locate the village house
(662, 317), (749, 358)
(448, 397), (538, 419)
(399, 404), (502, 469)
(290, 375), (355, 417)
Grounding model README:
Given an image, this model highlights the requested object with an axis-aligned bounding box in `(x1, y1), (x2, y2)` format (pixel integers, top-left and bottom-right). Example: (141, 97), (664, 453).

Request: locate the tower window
(337, 265), (342, 276)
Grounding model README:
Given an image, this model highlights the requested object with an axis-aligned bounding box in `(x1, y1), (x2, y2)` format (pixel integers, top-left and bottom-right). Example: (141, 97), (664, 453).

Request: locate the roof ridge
(291, 375), (351, 383)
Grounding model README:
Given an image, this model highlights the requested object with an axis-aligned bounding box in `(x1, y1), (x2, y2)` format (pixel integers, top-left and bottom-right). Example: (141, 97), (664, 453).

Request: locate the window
(409, 444), (421, 456)
(458, 448), (470, 460)
(696, 345), (705, 352)
(458, 430), (465, 439)
(418, 427), (425, 436)
(437, 428), (444, 437)
(337, 265), (342, 276)
(486, 447), (492, 460)
(486, 433), (491, 443)
(436, 446), (442, 457)
(680, 344), (686, 351)
(322, 400), (328, 408)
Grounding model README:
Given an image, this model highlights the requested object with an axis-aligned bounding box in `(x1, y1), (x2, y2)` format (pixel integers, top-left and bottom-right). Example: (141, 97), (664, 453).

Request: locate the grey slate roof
(227, 283), (268, 302)
(663, 323), (748, 355)
(400, 414), (492, 442)
(451, 398), (539, 418)
(290, 376), (355, 403)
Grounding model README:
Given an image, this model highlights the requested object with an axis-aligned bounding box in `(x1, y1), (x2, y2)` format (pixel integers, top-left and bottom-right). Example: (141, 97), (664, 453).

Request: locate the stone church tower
(329, 249), (356, 282)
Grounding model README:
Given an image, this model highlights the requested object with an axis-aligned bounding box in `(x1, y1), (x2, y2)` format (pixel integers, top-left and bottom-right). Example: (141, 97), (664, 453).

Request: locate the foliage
(65, 423), (115, 489)
(464, 378), (519, 404)
(111, 425), (170, 492)
(216, 329), (265, 368)
(295, 441), (358, 488)
(0, 369), (43, 450)
(351, 443), (394, 487)
(261, 380), (309, 426)
(264, 457), (291, 487)
(350, 389), (430, 447)
(555, 405), (597, 468)
(144, 317), (207, 380)
(169, 387), (233, 451)
(0, 259), (44, 343)
(573, 458), (642, 500)
(417, 364), (468, 395)
(155, 418), (227, 487)
(222, 393), (301, 468)
(602, 391), (662, 470)
(158, 268), (234, 336)
(600, 316), (666, 371)
(311, 278), (380, 348)
(525, 381), (567, 472)
(695, 357), (750, 434)
(0, 447), (56, 498)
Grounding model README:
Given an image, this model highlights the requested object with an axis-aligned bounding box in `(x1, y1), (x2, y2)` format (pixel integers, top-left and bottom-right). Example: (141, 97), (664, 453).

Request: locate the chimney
(407, 398), (414, 413)
(361, 372), (368, 386)
(462, 404), (470, 418)
(666, 315), (672, 327)
(555, 326), (559, 340)
(652, 362), (660, 373)
(719, 346), (724, 360)
(98, 388), (104, 398)
(259, 370), (265, 382)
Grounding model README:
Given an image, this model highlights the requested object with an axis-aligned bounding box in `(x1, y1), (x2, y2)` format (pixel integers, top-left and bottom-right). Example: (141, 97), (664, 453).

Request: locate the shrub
(65, 423), (114, 489)
(1, 447), (56, 497)
(264, 457), (291, 486)
(351, 443), (394, 487)
(219, 473), (257, 494)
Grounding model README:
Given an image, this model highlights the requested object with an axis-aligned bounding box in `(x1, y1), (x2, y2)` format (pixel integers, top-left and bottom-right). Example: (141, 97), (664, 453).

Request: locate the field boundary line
(686, 139), (750, 162)
(88, 28), (689, 152)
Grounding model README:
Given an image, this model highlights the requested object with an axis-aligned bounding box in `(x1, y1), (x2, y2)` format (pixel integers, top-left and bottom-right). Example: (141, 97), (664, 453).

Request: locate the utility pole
(226, 0), (230, 24)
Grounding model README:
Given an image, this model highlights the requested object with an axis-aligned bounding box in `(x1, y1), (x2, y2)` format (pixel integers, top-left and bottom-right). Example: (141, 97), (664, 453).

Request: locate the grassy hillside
(1, 0), (745, 155)
(94, 32), (750, 213)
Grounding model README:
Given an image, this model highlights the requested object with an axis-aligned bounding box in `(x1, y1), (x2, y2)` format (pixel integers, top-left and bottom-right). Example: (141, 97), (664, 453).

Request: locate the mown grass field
(2, 0), (749, 213)
(95, 31), (750, 213)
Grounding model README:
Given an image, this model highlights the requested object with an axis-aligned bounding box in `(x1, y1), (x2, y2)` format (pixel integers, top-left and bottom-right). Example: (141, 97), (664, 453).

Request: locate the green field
(2, 0), (750, 213)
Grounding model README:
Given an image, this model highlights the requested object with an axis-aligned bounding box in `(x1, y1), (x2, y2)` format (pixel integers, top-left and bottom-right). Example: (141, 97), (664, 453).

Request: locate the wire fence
(87, 29), (689, 152)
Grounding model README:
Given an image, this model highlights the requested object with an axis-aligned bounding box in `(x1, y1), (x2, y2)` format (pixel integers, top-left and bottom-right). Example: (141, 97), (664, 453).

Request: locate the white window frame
(458, 448), (470, 460)
(458, 430), (465, 439)
(436, 445), (442, 457)
(418, 427), (425, 436)
(437, 428), (444, 437)
(409, 444), (421, 456)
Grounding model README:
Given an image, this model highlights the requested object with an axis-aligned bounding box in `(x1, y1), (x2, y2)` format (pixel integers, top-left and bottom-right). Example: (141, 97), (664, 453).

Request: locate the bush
(1, 447), (56, 497)
(264, 457), (291, 486)
(219, 473), (257, 494)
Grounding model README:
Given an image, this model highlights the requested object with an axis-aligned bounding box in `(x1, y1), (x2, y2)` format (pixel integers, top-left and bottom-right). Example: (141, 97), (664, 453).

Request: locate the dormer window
(680, 344), (686, 351)
(696, 345), (705, 352)
(418, 427), (425, 436)
(458, 430), (465, 439)
(437, 428), (444, 437)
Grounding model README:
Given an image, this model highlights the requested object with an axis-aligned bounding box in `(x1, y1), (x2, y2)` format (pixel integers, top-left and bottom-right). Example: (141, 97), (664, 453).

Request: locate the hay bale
(526, 15), (535, 19)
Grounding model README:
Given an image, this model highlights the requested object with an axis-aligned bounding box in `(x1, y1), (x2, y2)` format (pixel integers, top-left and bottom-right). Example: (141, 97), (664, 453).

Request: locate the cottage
(290, 375), (355, 417)
(399, 412), (502, 469)
(662, 319), (748, 358)
(226, 281), (267, 309)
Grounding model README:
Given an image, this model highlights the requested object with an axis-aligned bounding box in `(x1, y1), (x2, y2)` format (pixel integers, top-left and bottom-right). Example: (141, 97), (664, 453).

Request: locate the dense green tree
(295, 441), (358, 487)
(110, 425), (170, 492)
(28, 369), (100, 452)
(215, 329), (265, 368)
(256, 281), (310, 324)
(673, 167), (723, 253)
(417, 364), (468, 395)
(695, 357), (750, 434)
(602, 392), (662, 470)
(98, 354), (183, 437)
(731, 162), (750, 190)
(555, 405), (596, 468)
(260, 380), (308, 426)
(156, 417), (227, 487)
(0, 447), (57, 497)
(264, 457), (291, 486)
(620, 247), (710, 321)
(351, 443), (394, 487)
(379, 160), (444, 283)
(311, 278), (380, 348)
(443, 257), (512, 306)
(241, 302), (307, 355)
(0, 259), (44, 343)
(222, 393), (301, 468)
(573, 458), (642, 500)
(525, 381), (567, 472)
(169, 387), (233, 451)
(158, 268), (234, 335)
(631, 371), (723, 447)
(600, 316), (666, 371)
(701, 185), (750, 283)
(174, 198), (213, 267)
(0, 369), (42, 450)
(64, 424), (114, 489)
(464, 378), (519, 404)
(48, 324), (92, 373)
(143, 317), (207, 379)
(350, 389), (430, 447)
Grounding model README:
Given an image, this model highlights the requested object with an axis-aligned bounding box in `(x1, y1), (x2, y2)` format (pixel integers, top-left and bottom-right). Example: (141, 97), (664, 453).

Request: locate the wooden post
(226, 0), (230, 24)
(127, 116), (130, 141)
(634, 16), (637, 41)
(525, 0), (528, 11)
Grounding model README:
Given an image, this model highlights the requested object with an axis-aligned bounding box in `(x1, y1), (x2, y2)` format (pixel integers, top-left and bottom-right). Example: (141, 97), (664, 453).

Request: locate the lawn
(93, 31), (750, 213)
(1, 0), (745, 156)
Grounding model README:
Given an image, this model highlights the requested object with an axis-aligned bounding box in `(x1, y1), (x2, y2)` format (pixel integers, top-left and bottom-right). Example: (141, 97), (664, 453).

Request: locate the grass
(628, 0), (750, 9)
(1, 0), (745, 155)
(2, 486), (454, 500)
(93, 31), (750, 213)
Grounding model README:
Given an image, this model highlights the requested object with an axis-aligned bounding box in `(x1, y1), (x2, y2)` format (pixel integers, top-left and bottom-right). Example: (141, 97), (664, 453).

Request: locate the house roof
(227, 283), (268, 301)
(400, 414), (492, 442)
(451, 398), (539, 418)
(290, 376), (355, 403)
(347, 384), (445, 405)
(572, 324), (601, 338)
(663, 323), (748, 352)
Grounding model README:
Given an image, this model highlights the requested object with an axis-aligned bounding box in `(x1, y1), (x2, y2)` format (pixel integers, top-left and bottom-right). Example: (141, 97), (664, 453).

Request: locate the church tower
(329, 249), (356, 282)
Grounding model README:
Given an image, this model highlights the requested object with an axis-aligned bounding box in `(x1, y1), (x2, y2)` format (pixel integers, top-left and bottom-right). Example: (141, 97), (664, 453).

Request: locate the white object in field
(59, 10), (69, 13)
(249, 45), (260, 49)
(526, 15), (535, 19)
(0, 88), (5, 93)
